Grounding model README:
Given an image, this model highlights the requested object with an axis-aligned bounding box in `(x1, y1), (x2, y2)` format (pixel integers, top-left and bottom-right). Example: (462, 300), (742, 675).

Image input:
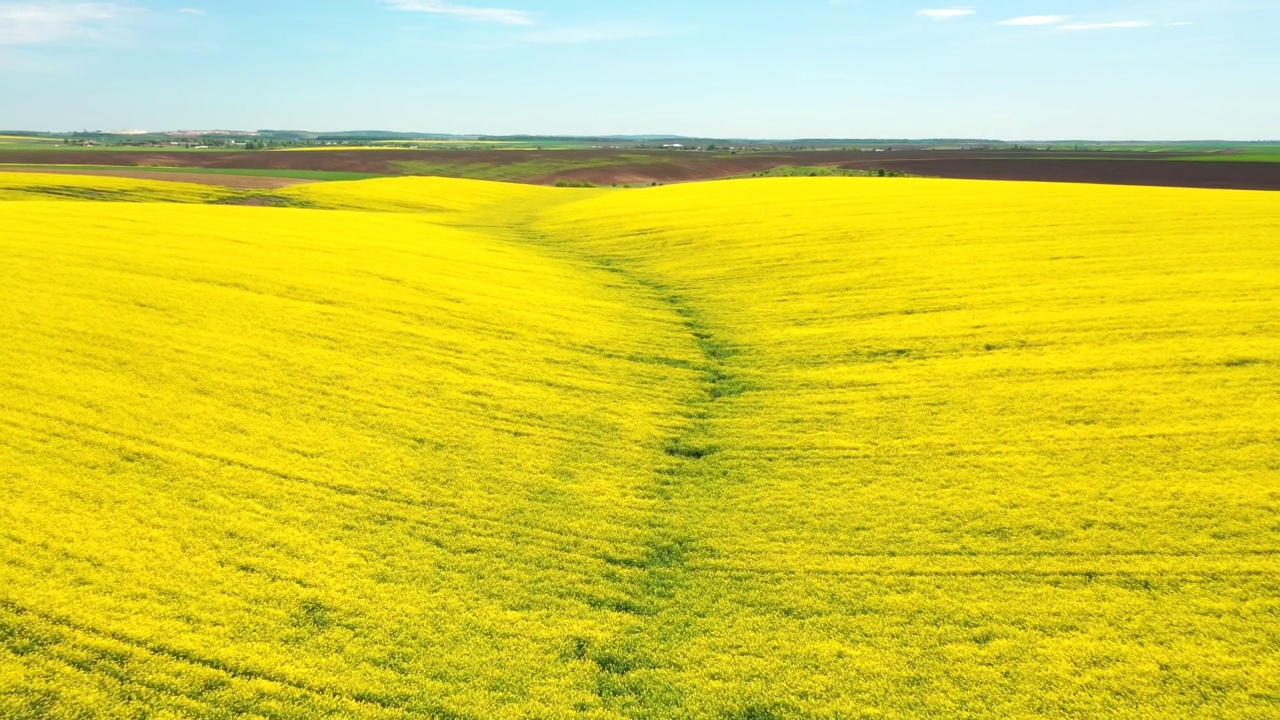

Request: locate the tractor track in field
(0, 409), (649, 566)
(502, 201), (750, 717)
(585, 281), (743, 716)
(0, 598), (474, 719)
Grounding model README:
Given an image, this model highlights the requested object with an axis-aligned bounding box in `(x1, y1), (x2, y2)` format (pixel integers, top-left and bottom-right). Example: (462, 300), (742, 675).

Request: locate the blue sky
(2, 0), (1277, 139)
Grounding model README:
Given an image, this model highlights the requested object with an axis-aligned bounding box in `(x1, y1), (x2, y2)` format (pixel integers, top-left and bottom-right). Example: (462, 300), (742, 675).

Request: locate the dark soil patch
(3, 149), (1276, 191)
(0, 167), (315, 189)
(836, 157), (1280, 191)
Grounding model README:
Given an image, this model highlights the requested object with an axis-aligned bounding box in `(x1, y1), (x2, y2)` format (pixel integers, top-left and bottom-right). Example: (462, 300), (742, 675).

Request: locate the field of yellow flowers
(1, 173), (1276, 719)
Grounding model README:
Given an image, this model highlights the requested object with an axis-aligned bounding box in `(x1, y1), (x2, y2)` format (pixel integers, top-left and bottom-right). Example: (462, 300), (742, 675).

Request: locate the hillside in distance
(0, 172), (1277, 718)
(3, 142), (1279, 191)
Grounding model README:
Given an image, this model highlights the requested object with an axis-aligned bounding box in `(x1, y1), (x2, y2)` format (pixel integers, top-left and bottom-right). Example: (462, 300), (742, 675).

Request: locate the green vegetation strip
(391, 154), (689, 182)
(1180, 153), (1280, 163)
(739, 165), (911, 178)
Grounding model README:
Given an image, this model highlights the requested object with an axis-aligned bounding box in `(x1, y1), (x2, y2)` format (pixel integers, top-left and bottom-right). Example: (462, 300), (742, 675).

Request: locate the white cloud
(178, 7), (204, 14)
(916, 8), (975, 20)
(1060, 20), (1153, 30)
(0, 2), (132, 46)
(384, 0), (534, 26)
(999, 15), (1070, 26)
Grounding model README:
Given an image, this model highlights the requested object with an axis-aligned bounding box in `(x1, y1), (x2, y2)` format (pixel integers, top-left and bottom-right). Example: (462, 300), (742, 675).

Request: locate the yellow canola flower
(1, 174), (1277, 719)
(0, 171), (234, 203)
(538, 177), (1280, 718)
(0, 194), (700, 720)
(281, 175), (568, 215)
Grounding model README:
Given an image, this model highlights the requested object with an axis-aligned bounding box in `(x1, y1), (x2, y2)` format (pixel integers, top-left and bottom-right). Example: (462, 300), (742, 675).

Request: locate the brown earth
(1, 149), (1277, 191)
(0, 167), (315, 189)
(836, 157), (1280, 192)
(532, 152), (1280, 191)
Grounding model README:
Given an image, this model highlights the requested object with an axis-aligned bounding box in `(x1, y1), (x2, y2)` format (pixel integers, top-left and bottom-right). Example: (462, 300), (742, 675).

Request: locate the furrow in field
(496, 210), (752, 717)
(0, 599), (432, 718)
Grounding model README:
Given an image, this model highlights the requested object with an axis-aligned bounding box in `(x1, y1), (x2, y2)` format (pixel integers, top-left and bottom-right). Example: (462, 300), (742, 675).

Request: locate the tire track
(0, 598), (470, 719)
(502, 205), (749, 718)
(0, 408), (650, 562)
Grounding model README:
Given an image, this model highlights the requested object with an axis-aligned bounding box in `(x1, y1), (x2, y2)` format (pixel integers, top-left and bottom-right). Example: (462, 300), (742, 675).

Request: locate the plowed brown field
(0, 166), (314, 189)
(2, 149), (1277, 190)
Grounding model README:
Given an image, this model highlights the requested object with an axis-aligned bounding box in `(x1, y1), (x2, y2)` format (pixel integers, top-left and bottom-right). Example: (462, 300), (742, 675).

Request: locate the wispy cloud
(916, 8), (975, 20)
(384, 0), (534, 26)
(521, 23), (666, 44)
(178, 7), (204, 15)
(999, 15), (1070, 26)
(0, 2), (134, 46)
(1060, 20), (1153, 30)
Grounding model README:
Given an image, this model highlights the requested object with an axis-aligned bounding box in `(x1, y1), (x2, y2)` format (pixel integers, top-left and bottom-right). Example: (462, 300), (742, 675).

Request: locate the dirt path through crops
(0, 167), (317, 189)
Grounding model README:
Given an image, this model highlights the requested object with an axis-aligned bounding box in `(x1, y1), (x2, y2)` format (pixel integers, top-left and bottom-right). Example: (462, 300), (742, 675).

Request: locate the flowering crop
(1, 174), (1277, 718)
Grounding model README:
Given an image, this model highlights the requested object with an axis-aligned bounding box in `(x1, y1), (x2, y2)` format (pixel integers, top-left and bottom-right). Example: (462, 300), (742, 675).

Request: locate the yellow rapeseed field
(0, 172), (234, 204)
(1, 173), (1276, 719)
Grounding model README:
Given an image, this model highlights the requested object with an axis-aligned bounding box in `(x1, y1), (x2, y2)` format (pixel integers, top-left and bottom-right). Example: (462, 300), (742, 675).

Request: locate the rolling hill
(1, 173), (1277, 719)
